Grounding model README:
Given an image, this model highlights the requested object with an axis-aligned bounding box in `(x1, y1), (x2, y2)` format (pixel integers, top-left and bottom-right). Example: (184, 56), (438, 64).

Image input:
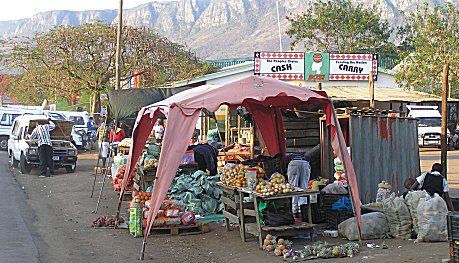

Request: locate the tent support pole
(94, 143), (112, 214)
(273, 107), (285, 174)
(331, 105), (362, 245)
(140, 241), (146, 260)
(91, 117), (109, 198)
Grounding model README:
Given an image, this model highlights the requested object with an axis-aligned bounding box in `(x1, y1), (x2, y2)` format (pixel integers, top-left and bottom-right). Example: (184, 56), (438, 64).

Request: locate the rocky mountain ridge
(0, 0), (457, 59)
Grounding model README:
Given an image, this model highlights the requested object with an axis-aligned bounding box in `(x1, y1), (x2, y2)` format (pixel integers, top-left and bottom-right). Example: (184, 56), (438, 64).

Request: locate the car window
(70, 116), (85, 125)
(11, 121), (20, 136)
(17, 127), (23, 139)
(47, 112), (67, 120)
(0, 113), (21, 126)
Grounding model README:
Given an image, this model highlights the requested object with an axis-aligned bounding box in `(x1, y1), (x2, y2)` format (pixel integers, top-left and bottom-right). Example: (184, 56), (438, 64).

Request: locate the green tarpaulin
(108, 87), (189, 121)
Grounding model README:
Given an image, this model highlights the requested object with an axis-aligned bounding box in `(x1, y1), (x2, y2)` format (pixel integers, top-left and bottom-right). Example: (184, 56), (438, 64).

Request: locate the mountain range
(0, 0), (457, 60)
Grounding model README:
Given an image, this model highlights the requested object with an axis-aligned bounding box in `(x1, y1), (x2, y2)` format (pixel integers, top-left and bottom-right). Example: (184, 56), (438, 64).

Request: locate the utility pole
(115, 0), (123, 90)
(441, 64), (449, 179)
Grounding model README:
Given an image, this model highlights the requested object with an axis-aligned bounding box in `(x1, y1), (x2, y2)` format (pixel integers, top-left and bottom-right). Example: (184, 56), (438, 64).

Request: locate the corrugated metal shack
(321, 109), (420, 204)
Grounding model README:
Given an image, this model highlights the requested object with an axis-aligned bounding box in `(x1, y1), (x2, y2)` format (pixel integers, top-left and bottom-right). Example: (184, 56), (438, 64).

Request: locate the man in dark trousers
(29, 119), (55, 178)
(411, 163), (454, 211)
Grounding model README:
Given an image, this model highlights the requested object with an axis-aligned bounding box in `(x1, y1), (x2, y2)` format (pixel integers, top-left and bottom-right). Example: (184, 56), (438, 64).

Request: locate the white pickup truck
(8, 115), (78, 174)
(407, 105), (450, 147)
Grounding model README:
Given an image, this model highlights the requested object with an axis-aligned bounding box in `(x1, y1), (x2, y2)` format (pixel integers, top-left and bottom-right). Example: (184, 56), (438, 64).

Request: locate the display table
(216, 182), (254, 241)
(238, 188), (319, 248)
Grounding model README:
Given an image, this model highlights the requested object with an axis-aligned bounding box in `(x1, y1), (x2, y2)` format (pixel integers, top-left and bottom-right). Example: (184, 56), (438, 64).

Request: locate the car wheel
(0, 137), (8, 151)
(20, 153), (32, 174)
(65, 163), (76, 173)
(10, 153), (19, 168)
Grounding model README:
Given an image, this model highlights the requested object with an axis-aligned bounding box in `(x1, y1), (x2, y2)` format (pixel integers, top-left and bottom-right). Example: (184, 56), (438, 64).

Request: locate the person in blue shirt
(87, 116), (97, 133)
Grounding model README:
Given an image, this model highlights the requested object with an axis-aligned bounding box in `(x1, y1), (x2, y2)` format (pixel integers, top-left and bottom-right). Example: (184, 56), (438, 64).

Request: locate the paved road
(0, 152), (39, 263)
(420, 149), (459, 197)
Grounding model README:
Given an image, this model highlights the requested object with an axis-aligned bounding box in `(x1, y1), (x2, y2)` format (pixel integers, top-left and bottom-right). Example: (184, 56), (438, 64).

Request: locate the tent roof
(144, 76), (330, 116)
(108, 87), (189, 121)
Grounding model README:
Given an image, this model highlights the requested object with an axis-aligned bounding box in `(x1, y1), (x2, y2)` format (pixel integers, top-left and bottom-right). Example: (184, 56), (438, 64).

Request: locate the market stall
(117, 76), (362, 258)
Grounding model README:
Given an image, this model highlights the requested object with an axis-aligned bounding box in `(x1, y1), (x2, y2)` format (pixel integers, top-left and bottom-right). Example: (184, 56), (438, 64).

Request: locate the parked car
(407, 105), (451, 147)
(8, 115), (78, 174)
(0, 107), (42, 151)
(56, 111), (90, 133)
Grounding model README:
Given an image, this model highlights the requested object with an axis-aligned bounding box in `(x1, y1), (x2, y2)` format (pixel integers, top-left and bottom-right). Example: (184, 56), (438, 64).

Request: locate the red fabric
(118, 108), (156, 214)
(325, 104), (362, 237)
(110, 128), (126, 143)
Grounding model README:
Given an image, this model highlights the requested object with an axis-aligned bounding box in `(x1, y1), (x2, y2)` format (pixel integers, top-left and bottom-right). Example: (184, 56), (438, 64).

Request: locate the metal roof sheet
(321, 86), (459, 102)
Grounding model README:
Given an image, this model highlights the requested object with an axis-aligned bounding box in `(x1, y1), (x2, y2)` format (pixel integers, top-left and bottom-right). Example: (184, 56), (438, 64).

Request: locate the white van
(0, 107), (42, 151)
(56, 111), (90, 132)
(407, 105), (450, 147)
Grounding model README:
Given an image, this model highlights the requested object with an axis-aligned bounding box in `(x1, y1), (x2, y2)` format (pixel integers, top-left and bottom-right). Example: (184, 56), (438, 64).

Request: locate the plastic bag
(383, 193), (412, 239)
(416, 194), (448, 242)
(338, 212), (389, 241)
(405, 190), (430, 234)
(322, 183), (348, 194)
(165, 208), (180, 218)
(180, 150), (195, 164)
(332, 197), (353, 214)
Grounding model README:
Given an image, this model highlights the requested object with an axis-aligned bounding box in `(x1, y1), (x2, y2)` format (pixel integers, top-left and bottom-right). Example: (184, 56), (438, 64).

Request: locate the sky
(1, 0), (162, 21)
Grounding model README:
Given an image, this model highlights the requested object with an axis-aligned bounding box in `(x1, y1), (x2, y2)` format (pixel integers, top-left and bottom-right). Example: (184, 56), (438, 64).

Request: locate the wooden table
(217, 182), (247, 241)
(238, 188), (319, 248)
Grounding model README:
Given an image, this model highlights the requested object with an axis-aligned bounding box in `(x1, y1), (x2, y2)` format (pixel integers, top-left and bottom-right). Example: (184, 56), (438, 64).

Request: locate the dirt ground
(9, 151), (451, 263)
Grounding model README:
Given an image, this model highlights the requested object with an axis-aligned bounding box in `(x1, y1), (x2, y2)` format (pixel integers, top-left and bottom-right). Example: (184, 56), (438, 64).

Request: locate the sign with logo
(329, 54), (378, 81)
(304, 52), (330, 81)
(254, 52), (305, 80)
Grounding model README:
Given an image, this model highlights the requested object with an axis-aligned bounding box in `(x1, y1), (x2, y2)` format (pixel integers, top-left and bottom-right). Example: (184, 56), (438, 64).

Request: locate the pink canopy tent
(116, 76), (361, 258)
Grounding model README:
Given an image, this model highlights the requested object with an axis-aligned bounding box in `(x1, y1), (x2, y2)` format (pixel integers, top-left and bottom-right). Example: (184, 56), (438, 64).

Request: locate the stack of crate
(448, 212), (459, 262)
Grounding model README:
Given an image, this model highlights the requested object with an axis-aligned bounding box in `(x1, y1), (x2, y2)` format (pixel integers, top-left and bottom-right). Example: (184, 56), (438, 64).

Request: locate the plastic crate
(325, 210), (352, 230)
(448, 212), (459, 241)
(450, 240), (459, 263)
(300, 203), (325, 224)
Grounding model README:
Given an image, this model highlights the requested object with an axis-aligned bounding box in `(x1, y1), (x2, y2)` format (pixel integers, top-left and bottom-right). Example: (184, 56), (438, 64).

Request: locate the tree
(395, 3), (459, 96)
(2, 23), (216, 112)
(286, 0), (394, 53)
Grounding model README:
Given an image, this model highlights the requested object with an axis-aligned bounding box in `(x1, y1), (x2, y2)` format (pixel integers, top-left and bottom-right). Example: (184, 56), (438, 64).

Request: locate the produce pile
(92, 215), (124, 228)
(142, 144), (160, 170)
(255, 173), (294, 197)
(226, 143), (251, 160)
(111, 164), (137, 192)
(296, 242), (360, 259)
(221, 164), (265, 187)
(141, 199), (194, 227)
(263, 235), (294, 258)
(168, 170), (223, 216)
(263, 234), (359, 260)
(118, 138), (132, 147)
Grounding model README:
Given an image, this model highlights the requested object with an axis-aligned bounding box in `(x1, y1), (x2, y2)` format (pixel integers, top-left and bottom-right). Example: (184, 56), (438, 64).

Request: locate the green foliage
(2, 23), (217, 109)
(395, 3), (459, 97)
(286, 0), (394, 53)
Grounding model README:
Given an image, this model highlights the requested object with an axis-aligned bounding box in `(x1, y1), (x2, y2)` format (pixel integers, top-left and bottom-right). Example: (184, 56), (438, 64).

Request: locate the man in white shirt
(29, 119), (55, 178)
(153, 119), (164, 143)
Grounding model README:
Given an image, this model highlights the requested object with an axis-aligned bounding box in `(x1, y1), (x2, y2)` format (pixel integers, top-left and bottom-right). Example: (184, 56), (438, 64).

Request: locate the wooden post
(225, 106), (230, 146)
(316, 82), (322, 90)
(369, 71), (375, 109)
(441, 64), (449, 179)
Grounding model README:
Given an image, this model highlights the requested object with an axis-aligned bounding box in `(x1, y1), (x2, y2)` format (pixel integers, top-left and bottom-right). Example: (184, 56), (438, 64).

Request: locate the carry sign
(254, 52), (305, 80)
(329, 53), (378, 81)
